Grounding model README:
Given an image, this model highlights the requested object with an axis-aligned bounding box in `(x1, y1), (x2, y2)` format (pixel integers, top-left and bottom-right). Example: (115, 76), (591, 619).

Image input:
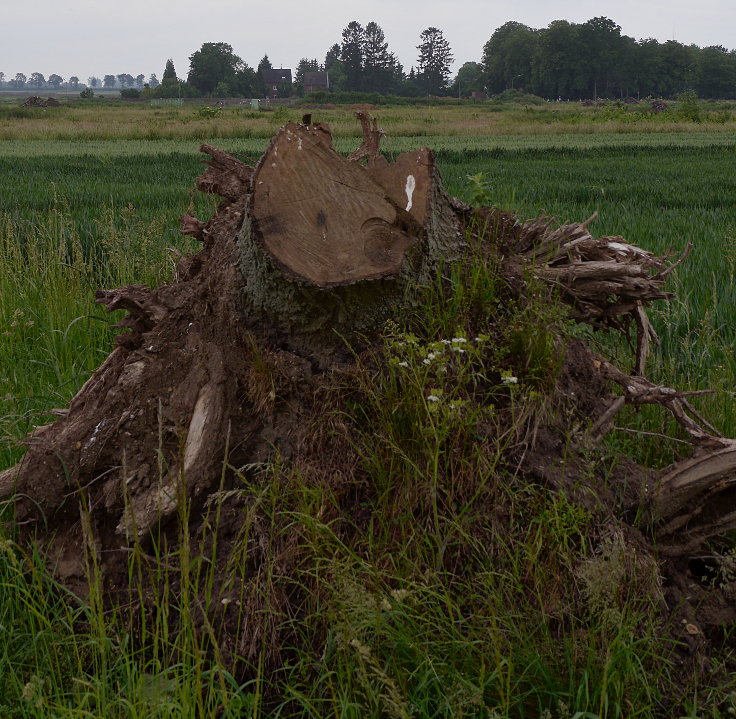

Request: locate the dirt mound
(23, 96), (61, 107)
(3, 118), (736, 705)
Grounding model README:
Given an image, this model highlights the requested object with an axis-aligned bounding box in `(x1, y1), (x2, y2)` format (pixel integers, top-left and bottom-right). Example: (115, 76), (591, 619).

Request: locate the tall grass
(0, 101), (734, 143)
(2, 119), (736, 715)
(0, 491), (254, 718)
(0, 202), (196, 467)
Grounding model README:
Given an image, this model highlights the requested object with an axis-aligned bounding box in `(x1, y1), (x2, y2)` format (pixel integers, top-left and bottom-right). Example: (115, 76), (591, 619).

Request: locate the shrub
(676, 90), (702, 123)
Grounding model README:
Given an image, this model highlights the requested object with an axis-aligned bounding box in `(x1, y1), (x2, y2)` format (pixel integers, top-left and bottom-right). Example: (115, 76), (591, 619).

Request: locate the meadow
(1, 99), (736, 716)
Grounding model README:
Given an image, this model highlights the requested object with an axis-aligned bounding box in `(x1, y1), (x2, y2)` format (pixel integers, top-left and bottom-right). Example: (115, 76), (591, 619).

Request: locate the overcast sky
(3, 0), (734, 83)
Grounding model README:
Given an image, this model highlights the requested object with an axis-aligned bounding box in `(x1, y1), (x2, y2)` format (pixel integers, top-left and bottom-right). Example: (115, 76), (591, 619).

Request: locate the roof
(304, 71), (329, 88)
(262, 68), (292, 84)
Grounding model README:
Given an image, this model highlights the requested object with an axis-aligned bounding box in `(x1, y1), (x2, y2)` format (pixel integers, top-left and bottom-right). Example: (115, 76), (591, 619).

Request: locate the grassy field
(1, 100), (736, 717)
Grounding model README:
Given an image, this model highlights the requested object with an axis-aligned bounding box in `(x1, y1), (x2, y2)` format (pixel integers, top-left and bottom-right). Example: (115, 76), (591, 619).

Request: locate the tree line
(0, 72), (160, 92)
(476, 17), (736, 100)
(154, 24), (454, 100)
(2, 17), (734, 100)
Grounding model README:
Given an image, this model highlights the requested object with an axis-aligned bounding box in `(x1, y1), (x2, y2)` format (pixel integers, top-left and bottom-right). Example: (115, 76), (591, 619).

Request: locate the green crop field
(2, 100), (736, 717)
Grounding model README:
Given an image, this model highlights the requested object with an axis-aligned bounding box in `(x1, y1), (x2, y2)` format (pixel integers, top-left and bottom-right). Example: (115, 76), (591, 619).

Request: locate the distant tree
(416, 27), (453, 94)
(362, 21), (395, 93)
(163, 58), (177, 81)
(153, 78), (199, 98)
(187, 42), (243, 95)
(696, 45), (736, 98)
(450, 62), (485, 97)
(324, 44), (341, 70)
(68, 76), (80, 90)
(624, 38), (661, 98)
(233, 64), (258, 96)
(148, 73), (159, 88)
(117, 74), (129, 88)
(325, 59), (348, 91)
(657, 40), (697, 97)
(48, 74), (63, 89)
(481, 21), (537, 95)
(294, 58), (320, 95)
(14, 73), (27, 89)
(577, 17), (624, 98)
(0, 72), (4, 88)
(256, 55), (272, 96)
(397, 67), (422, 97)
(534, 20), (580, 98)
(135, 74), (145, 89)
(88, 76), (100, 88)
(341, 21), (365, 91)
(30, 72), (46, 89)
(120, 88), (141, 99)
(80, 87), (94, 98)
(103, 75), (116, 89)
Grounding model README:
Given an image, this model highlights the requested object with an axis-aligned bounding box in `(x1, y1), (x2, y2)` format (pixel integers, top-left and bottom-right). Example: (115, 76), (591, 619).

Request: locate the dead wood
(249, 120), (418, 287)
(654, 440), (736, 553)
(2, 112), (736, 682)
(347, 111), (385, 166)
(237, 119), (462, 348)
(587, 355), (720, 445)
(196, 143), (253, 201)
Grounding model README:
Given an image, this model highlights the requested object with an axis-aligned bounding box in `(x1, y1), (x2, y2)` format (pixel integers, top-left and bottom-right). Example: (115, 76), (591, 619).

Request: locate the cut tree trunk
(1, 112), (735, 607)
(235, 120), (463, 351)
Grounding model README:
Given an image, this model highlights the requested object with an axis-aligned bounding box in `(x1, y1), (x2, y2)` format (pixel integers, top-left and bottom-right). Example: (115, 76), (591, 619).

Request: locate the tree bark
(1, 112), (735, 603)
(235, 119), (463, 351)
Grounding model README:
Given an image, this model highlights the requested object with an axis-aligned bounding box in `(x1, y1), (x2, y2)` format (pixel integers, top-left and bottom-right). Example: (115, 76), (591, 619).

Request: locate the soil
(3, 128), (735, 703)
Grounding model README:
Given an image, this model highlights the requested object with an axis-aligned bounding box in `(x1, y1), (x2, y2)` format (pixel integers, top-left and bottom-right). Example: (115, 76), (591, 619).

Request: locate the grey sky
(3, 0), (733, 83)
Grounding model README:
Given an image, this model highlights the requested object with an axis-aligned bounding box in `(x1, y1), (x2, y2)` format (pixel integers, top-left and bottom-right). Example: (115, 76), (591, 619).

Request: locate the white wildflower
(452, 337), (468, 344)
(427, 394), (440, 403)
(502, 374), (518, 385)
(397, 361), (409, 368)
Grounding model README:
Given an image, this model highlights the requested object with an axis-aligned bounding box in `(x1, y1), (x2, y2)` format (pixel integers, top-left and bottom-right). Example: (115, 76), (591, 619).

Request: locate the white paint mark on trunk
(405, 174), (416, 212)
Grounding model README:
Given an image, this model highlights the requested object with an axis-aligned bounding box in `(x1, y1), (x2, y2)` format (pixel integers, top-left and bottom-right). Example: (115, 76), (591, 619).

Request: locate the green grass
(2, 119), (736, 716)
(2, 131), (736, 158)
(440, 144), (736, 465)
(5, 139), (733, 463)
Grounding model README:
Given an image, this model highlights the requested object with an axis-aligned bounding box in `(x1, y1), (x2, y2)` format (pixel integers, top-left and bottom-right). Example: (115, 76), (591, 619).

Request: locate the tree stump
(2, 113), (736, 665)
(236, 119), (463, 350)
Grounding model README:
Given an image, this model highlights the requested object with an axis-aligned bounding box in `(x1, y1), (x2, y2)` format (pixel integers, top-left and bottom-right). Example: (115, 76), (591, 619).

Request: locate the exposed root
(588, 354), (720, 445)
(654, 441), (736, 554)
(196, 143), (253, 201)
(515, 215), (680, 371)
(347, 111), (385, 166)
(2, 119), (736, 692)
(0, 465), (19, 500)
